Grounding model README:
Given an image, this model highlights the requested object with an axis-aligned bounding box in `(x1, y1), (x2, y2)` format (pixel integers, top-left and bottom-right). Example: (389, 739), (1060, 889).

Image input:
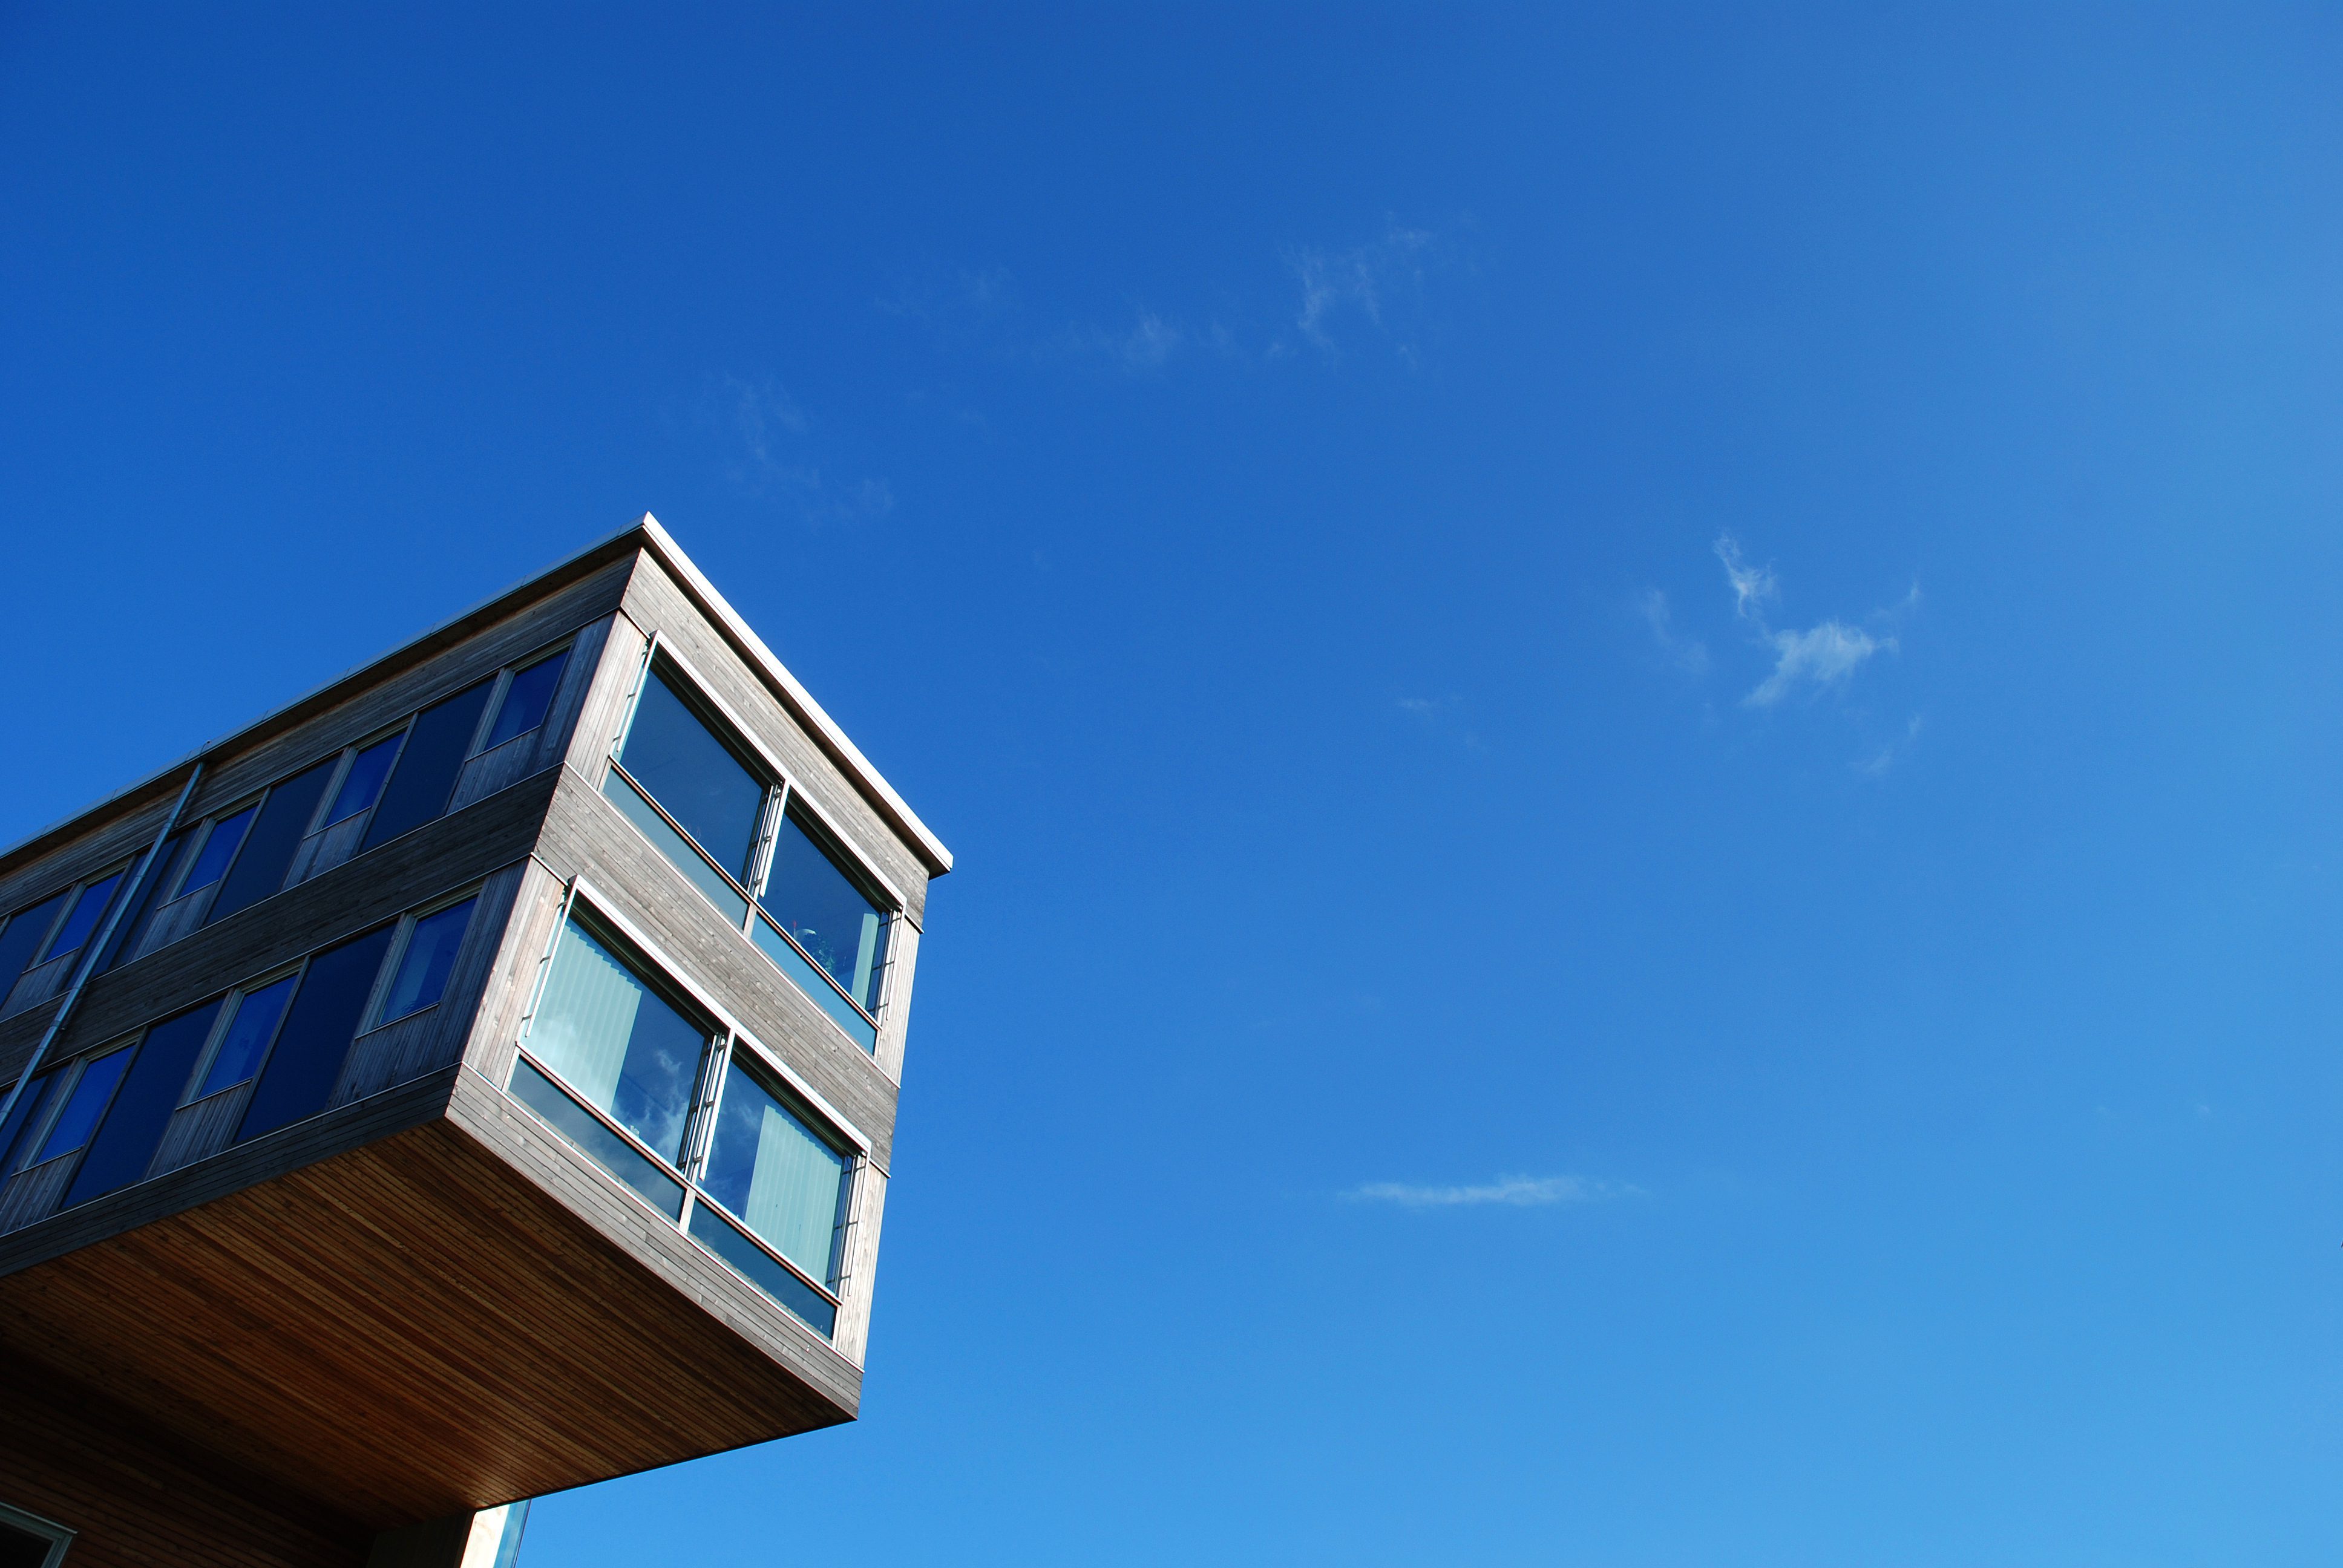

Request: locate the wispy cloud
(1639, 589), (1710, 675)
(1747, 619), (1893, 707)
(1711, 534), (1899, 707)
(1856, 715), (1924, 778)
(1346, 1174), (1634, 1209)
(1286, 221), (1436, 353)
(711, 376), (893, 524)
(1713, 535), (1780, 621)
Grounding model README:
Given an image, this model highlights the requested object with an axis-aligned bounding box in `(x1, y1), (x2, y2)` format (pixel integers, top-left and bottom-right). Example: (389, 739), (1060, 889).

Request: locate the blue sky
(7, 7), (2343, 1564)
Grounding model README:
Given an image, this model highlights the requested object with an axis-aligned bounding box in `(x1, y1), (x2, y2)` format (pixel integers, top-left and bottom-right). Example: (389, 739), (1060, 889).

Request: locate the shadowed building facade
(0, 519), (951, 1568)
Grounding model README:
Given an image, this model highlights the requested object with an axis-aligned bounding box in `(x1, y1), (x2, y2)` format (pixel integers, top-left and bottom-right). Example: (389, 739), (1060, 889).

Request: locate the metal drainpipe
(0, 760), (205, 1138)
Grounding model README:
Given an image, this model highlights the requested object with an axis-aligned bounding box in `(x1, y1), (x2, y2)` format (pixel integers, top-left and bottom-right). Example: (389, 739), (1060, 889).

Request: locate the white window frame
(0, 1498), (73, 1566)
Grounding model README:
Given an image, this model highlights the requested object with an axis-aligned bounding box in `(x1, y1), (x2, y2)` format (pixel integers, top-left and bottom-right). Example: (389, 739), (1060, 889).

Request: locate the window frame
(182, 964), (306, 1106)
(367, 885), (483, 1031)
(0, 1498), (73, 1567)
(315, 722), (416, 835)
(30, 861), (136, 970)
(601, 641), (906, 1050)
(509, 881), (871, 1330)
(477, 638), (577, 755)
(11, 1037), (139, 1177)
(167, 795), (266, 904)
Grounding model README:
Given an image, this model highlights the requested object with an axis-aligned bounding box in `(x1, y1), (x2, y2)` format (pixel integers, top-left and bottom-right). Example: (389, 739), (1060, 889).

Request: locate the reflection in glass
(65, 999), (223, 1208)
(484, 649), (570, 750)
(0, 890), (71, 987)
(198, 974), (298, 1098)
(700, 1057), (850, 1287)
(603, 770), (750, 923)
(179, 806), (258, 895)
(760, 806), (889, 1013)
(687, 1203), (839, 1334)
(510, 1059), (685, 1218)
(41, 870), (125, 965)
(379, 899), (476, 1023)
(617, 667), (766, 884)
(361, 679), (494, 852)
(326, 734), (405, 826)
(0, 1071), (59, 1173)
(33, 1047), (134, 1165)
(528, 916), (707, 1165)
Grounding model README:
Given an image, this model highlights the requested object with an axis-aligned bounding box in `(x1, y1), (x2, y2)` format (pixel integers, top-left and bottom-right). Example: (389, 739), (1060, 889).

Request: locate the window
(195, 973), (298, 1099)
(209, 757), (338, 924)
(27, 1047), (134, 1168)
(483, 647), (570, 751)
(36, 869), (128, 971)
(513, 906), (857, 1334)
(761, 805), (890, 1015)
(323, 733), (404, 826)
(99, 831), (187, 970)
(601, 655), (896, 1054)
(236, 924), (398, 1143)
(376, 897), (476, 1024)
(360, 679), (496, 852)
(62, 1000), (223, 1209)
(0, 892), (71, 1005)
(177, 804), (258, 898)
(0, 1071), (60, 1175)
(0, 1500), (72, 1568)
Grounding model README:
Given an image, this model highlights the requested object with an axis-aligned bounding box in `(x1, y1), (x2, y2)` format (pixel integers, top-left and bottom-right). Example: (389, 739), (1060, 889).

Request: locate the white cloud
(1712, 535), (1778, 620)
(1288, 221), (1437, 352)
(1639, 589), (1710, 675)
(1856, 715), (1924, 778)
(1747, 620), (1894, 707)
(712, 376), (892, 524)
(1346, 1174), (1633, 1209)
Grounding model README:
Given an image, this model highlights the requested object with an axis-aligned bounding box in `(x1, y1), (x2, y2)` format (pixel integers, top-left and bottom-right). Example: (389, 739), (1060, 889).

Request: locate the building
(0, 518), (951, 1568)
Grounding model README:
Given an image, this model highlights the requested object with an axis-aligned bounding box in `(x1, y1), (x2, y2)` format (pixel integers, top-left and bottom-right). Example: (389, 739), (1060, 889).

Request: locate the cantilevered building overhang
(0, 518), (949, 1567)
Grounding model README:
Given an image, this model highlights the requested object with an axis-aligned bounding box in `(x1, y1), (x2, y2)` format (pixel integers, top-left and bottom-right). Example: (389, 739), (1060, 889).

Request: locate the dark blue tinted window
(379, 898), (476, 1022)
(509, 1059), (685, 1218)
(617, 667), (766, 884)
(41, 871), (126, 966)
(325, 734), (405, 826)
(100, 833), (186, 971)
(0, 1071), (59, 1174)
(179, 806), (257, 896)
(761, 806), (890, 1013)
(0, 891), (70, 987)
(483, 649), (569, 751)
(361, 680), (494, 852)
(198, 974), (298, 1098)
(236, 925), (395, 1143)
(64, 999), (223, 1209)
(33, 1048), (133, 1166)
(209, 758), (337, 924)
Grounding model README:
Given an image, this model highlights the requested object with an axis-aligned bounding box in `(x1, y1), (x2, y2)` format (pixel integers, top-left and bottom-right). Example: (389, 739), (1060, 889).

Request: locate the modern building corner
(0, 517), (951, 1568)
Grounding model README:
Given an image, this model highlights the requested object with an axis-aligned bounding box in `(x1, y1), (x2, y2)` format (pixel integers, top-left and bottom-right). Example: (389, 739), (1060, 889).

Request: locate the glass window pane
(759, 807), (890, 1013)
(617, 667), (766, 884)
(65, 999), (223, 1208)
(236, 925), (397, 1143)
(361, 679), (496, 852)
(210, 758), (338, 925)
(179, 805), (258, 896)
(0, 891), (71, 985)
(749, 915), (877, 1052)
(41, 869), (126, 965)
(33, 1047), (134, 1166)
(379, 898), (476, 1023)
(602, 771), (750, 924)
(483, 649), (570, 751)
(325, 734), (405, 826)
(686, 1203), (839, 1336)
(527, 916), (706, 1165)
(100, 833), (186, 971)
(198, 974), (298, 1098)
(509, 1059), (686, 1218)
(0, 1071), (59, 1174)
(699, 1057), (849, 1287)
